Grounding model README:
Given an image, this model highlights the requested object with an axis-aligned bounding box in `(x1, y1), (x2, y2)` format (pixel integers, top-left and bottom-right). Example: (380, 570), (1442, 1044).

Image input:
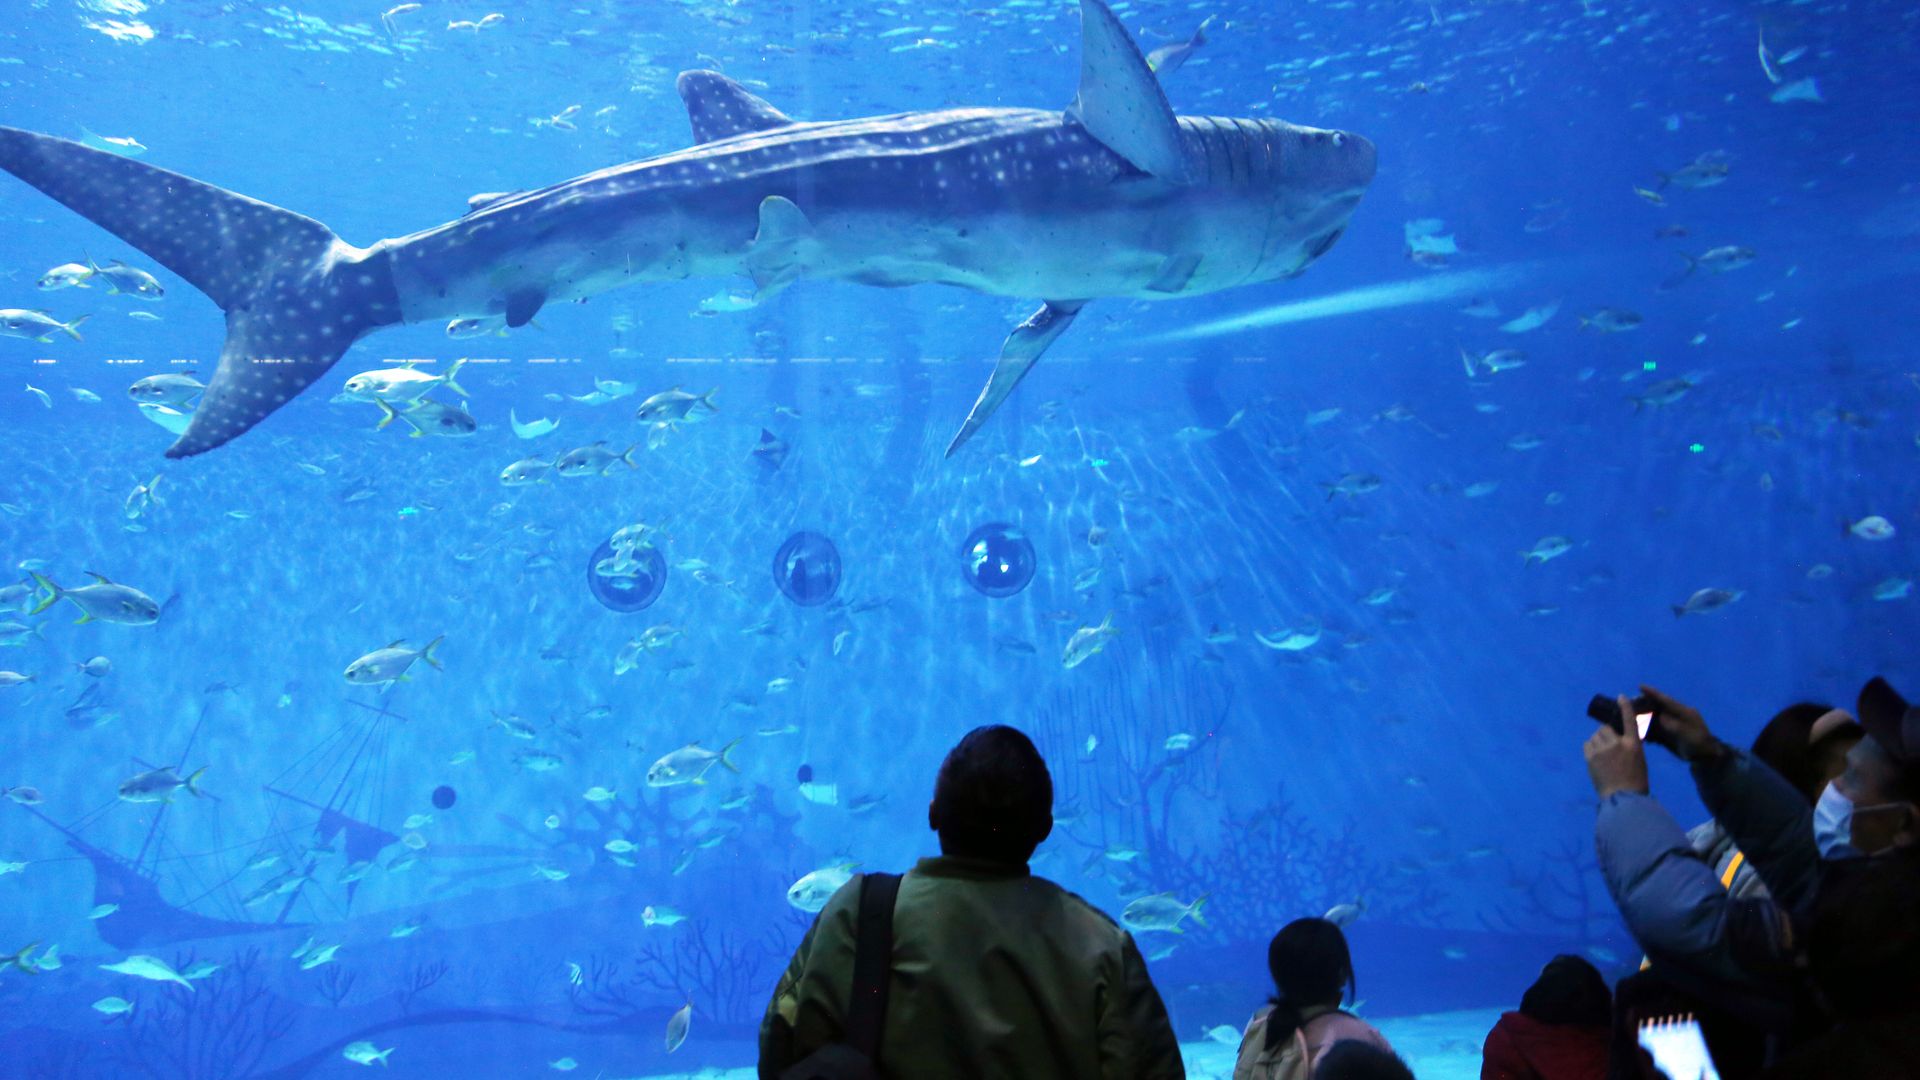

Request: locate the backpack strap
(844, 872), (902, 1065)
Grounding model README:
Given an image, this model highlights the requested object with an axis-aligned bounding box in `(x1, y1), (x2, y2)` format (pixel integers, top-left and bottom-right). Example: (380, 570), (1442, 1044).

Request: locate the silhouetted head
(1750, 701), (1862, 804)
(1313, 1040), (1414, 1080)
(1822, 678), (1920, 857)
(1519, 954), (1611, 1028)
(928, 725), (1053, 865)
(1806, 683), (1920, 1005)
(1269, 917), (1356, 1008)
(1261, 917), (1357, 1051)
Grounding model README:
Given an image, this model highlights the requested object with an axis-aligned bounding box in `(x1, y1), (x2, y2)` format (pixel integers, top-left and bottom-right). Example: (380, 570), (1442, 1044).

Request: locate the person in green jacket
(758, 724), (1185, 1080)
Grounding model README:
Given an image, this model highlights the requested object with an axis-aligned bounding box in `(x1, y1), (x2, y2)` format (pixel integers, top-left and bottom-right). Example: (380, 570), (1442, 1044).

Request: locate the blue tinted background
(1, 0), (1916, 1076)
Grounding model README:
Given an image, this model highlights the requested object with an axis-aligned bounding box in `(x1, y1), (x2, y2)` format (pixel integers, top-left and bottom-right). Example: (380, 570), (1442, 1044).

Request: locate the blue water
(1, 0), (1917, 1075)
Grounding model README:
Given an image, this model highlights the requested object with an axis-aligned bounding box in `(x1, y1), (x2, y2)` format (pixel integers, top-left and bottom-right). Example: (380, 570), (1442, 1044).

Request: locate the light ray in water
(1136, 265), (1538, 344)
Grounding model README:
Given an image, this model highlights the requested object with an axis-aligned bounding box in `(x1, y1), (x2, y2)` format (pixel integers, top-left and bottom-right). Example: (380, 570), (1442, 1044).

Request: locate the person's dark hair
(1897, 758), (1920, 808)
(1749, 701), (1852, 803)
(1312, 1040), (1413, 1080)
(1263, 917), (1356, 1052)
(928, 725), (1052, 864)
(1519, 954), (1611, 1027)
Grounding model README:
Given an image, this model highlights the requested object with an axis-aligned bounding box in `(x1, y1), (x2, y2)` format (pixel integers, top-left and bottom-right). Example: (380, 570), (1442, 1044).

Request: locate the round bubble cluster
(586, 535), (667, 612)
(960, 522), (1036, 598)
(773, 531), (841, 607)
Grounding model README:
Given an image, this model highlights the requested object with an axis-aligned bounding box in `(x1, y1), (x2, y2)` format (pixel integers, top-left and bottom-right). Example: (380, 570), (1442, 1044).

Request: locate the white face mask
(1814, 782), (1913, 860)
(1814, 782), (1860, 861)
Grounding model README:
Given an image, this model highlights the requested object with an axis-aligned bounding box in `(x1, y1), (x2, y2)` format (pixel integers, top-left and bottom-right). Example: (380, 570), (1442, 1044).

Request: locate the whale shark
(0, 0), (1373, 460)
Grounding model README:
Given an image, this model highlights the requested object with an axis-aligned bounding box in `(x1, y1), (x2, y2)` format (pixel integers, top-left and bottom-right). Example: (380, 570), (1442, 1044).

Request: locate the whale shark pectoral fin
(677, 70), (797, 145)
(505, 288), (546, 328)
(1146, 253), (1202, 293)
(745, 196), (813, 300)
(945, 300), (1087, 458)
(1068, 0), (1193, 183)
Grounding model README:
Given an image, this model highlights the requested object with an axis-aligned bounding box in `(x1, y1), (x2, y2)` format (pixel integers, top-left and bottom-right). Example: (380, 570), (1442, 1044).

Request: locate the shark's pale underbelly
(382, 115), (1279, 323)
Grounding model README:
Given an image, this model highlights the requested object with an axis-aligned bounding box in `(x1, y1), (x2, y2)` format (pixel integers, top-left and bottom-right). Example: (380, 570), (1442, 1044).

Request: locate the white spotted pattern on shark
(0, 0), (1373, 459)
(0, 129), (402, 458)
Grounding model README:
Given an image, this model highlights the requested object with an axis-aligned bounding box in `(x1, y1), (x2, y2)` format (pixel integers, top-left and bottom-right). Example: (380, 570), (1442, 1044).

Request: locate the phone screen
(1635, 712), (1655, 739)
(1638, 1015), (1720, 1080)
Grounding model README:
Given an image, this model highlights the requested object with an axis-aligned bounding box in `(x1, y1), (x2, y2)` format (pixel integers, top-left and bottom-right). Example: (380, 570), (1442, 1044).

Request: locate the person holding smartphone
(1582, 678), (1920, 1076)
(1584, 697), (1860, 1076)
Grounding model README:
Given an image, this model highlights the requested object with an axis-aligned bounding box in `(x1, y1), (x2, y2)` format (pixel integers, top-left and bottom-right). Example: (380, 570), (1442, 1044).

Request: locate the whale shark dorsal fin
(676, 70), (796, 145)
(1067, 0), (1193, 183)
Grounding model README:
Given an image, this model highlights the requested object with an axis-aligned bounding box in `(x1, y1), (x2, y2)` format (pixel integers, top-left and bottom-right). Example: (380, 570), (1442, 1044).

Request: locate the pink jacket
(1233, 1005), (1394, 1080)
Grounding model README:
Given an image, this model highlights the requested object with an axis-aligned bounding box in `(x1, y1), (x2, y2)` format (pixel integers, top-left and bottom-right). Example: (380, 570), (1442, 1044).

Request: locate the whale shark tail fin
(0, 126), (401, 457)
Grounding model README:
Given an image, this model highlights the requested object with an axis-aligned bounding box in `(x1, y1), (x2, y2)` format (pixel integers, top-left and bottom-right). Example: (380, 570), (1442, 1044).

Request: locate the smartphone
(1588, 693), (1669, 746)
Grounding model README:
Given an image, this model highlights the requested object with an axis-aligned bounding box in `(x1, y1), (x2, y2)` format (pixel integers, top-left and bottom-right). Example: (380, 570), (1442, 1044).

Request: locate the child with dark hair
(1481, 954), (1610, 1079)
(1233, 917), (1393, 1080)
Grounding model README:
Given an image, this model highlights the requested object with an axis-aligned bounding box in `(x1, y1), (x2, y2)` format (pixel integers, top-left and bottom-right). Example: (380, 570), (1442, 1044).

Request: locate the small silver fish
(36, 263), (94, 290)
(1, 310), (88, 343)
(389, 399), (477, 438)
(1672, 588), (1744, 617)
(1578, 308), (1642, 333)
(1061, 615), (1119, 668)
(446, 315), (508, 338)
(554, 443), (639, 477)
(344, 636), (444, 686)
(1144, 15), (1214, 75)
(127, 371), (205, 406)
(117, 766), (207, 804)
(634, 387), (718, 423)
(28, 572), (159, 625)
(86, 258), (163, 299)
(499, 456), (554, 486)
(665, 1002), (692, 1053)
